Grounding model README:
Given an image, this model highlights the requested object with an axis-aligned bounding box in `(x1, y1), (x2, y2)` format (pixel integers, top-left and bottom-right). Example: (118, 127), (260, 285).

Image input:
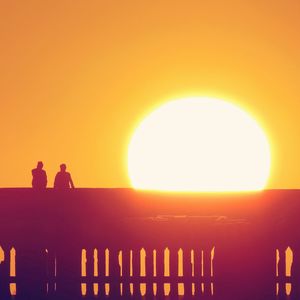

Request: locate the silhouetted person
(31, 161), (47, 189)
(54, 164), (75, 189)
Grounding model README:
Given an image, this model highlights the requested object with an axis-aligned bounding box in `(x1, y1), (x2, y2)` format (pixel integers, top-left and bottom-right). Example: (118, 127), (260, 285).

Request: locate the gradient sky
(0, 0), (299, 188)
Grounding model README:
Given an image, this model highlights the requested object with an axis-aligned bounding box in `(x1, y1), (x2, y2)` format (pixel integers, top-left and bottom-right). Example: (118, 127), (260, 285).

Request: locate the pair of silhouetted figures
(32, 161), (75, 189)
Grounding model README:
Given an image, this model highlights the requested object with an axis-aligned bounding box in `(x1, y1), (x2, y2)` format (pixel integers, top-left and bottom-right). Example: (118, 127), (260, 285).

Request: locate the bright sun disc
(128, 97), (271, 192)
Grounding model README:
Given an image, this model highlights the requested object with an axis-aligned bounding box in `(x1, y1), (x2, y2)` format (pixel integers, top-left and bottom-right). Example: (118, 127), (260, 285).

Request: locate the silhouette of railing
(0, 188), (300, 299)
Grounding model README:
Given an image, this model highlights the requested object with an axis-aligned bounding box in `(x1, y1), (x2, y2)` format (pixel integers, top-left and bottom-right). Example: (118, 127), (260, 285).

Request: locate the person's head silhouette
(37, 161), (43, 169)
(60, 163), (67, 172)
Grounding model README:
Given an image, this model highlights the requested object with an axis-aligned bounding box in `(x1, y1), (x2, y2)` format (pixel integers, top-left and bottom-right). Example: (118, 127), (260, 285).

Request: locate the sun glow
(128, 97), (271, 192)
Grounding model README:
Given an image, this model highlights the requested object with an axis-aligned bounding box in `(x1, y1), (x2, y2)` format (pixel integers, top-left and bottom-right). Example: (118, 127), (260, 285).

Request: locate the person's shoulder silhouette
(32, 161), (47, 189)
(54, 163), (75, 189)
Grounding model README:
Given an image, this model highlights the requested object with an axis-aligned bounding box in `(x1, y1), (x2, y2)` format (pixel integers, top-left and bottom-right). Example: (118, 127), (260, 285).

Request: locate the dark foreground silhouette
(0, 188), (299, 300)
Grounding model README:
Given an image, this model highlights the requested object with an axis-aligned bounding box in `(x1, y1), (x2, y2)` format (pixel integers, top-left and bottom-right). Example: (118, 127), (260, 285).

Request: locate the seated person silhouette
(54, 164), (75, 189)
(32, 161), (47, 189)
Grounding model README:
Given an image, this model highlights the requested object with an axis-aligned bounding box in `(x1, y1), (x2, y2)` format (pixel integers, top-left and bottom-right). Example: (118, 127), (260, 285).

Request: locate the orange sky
(0, 0), (299, 188)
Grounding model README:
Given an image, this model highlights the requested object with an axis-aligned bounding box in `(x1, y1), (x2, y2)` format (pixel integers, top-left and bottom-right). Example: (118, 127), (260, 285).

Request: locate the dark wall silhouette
(0, 189), (299, 299)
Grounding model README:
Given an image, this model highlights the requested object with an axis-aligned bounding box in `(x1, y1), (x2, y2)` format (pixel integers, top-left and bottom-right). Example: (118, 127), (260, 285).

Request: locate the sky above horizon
(0, 0), (300, 188)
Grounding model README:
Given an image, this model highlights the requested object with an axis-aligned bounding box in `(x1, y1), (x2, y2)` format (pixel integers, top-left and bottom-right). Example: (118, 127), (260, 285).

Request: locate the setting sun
(128, 97), (271, 192)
